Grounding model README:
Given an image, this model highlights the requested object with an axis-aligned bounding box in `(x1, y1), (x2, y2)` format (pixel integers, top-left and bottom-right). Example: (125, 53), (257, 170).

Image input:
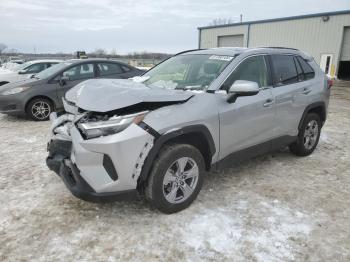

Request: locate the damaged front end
(46, 78), (195, 202)
(46, 108), (158, 202)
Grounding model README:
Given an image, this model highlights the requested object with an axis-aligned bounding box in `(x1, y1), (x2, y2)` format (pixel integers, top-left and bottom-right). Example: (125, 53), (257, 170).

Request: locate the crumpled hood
(65, 79), (194, 112)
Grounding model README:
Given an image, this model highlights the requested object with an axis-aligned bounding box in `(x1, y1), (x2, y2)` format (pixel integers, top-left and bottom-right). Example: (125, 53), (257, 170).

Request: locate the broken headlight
(77, 111), (147, 139)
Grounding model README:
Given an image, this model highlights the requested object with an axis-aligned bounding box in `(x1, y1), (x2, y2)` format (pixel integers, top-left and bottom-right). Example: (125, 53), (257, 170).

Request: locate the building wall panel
(200, 25), (248, 49)
(199, 13), (350, 76)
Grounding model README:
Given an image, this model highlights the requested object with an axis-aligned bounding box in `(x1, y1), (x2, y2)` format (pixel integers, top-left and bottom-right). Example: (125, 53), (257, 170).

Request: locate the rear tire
(27, 98), (53, 121)
(289, 113), (321, 156)
(145, 144), (205, 214)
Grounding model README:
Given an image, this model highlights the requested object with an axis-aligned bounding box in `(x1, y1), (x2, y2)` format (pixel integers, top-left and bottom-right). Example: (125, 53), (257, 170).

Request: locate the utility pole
(240, 14), (243, 23)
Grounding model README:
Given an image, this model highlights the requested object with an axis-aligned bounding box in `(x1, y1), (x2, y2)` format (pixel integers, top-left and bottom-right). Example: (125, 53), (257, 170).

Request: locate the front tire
(27, 98), (53, 121)
(289, 113), (321, 156)
(145, 144), (205, 214)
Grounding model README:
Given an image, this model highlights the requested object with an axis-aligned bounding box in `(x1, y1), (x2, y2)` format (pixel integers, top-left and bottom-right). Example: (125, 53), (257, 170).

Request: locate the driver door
(55, 63), (95, 107)
(217, 55), (276, 160)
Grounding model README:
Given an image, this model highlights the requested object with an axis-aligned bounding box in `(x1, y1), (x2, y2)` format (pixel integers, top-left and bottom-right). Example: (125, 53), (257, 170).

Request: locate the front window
(142, 54), (234, 90)
(12, 61), (33, 71)
(62, 63), (94, 81)
(221, 55), (269, 91)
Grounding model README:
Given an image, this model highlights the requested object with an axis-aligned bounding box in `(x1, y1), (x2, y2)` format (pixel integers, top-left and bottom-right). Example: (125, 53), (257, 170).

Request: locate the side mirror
(18, 69), (27, 74)
(59, 74), (70, 86)
(227, 80), (260, 103)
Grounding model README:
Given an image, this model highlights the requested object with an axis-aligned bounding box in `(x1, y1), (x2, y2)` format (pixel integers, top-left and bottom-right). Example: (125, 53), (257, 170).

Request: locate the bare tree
(209, 18), (234, 26)
(110, 48), (118, 56)
(0, 43), (7, 54)
(93, 48), (106, 56)
(6, 48), (18, 54)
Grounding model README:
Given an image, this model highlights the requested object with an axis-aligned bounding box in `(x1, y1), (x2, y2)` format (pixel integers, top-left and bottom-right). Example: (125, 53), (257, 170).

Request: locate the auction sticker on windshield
(209, 55), (234, 61)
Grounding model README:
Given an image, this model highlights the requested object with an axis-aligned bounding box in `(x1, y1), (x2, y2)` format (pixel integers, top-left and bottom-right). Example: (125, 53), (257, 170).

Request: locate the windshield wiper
(175, 85), (203, 91)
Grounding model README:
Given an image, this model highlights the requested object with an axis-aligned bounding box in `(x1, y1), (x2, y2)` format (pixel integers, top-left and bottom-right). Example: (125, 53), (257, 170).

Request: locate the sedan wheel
(27, 98), (53, 121)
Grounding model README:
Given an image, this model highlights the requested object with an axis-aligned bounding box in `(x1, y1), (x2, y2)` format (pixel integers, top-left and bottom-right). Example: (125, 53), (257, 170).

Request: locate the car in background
(0, 58), (25, 71)
(0, 59), (143, 120)
(0, 62), (22, 72)
(0, 59), (62, 86)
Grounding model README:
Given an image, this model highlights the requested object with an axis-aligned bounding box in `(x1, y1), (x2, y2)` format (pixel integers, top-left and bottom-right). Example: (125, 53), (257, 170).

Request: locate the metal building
(198, 10), (350, 79)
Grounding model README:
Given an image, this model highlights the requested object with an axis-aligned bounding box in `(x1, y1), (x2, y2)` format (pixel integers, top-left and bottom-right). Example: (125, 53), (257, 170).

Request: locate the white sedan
(0, 59), (62, 86)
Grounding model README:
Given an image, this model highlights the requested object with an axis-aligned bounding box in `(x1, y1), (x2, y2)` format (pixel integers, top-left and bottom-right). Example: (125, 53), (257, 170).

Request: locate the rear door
(269, 54), (312, 138)
(218, 55), (276, 159)
(55, 62), (95, 106)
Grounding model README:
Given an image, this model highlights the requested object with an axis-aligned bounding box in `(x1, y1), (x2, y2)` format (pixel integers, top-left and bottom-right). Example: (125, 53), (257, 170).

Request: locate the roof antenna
(240, 14), (243, 23)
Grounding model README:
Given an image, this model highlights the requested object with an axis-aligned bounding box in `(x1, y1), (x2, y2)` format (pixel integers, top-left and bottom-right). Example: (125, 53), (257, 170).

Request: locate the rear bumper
(46, 139), (138, 202)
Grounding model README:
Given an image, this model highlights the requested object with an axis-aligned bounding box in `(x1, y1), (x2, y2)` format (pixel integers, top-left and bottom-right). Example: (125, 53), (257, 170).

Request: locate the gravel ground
(1, 84), (350, 261)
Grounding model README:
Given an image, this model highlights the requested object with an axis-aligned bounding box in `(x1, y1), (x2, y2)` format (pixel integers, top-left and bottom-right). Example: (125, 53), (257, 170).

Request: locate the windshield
(142, 54), (234, 90)
(11, 61), (32, 71)
(35, 62), (72, 79)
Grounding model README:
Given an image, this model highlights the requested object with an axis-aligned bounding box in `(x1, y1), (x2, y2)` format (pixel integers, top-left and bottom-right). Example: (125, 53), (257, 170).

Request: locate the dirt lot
(1, 84), (350, 261)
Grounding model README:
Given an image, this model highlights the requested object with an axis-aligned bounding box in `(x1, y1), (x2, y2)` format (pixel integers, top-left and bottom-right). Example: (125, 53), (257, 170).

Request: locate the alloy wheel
(162, 157), (199, 204)
(31, 101), (51, 120)
(303, 120), (319, 150)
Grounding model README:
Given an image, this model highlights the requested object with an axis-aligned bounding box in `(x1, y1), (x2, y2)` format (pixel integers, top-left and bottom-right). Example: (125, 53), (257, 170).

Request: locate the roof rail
(174, 48), (206, 56)
(261, 47), (300, 51)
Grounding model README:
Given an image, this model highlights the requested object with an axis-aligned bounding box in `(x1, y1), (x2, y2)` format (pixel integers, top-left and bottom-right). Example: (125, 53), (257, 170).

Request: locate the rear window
(296, 56), (315, 80)
(122, 65), (131, 72)
(271, 55), (298, 86)
(98, 62), (123, 76)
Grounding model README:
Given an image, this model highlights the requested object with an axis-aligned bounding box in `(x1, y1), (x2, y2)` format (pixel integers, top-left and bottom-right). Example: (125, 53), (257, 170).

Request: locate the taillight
(327, 79), (333, 89)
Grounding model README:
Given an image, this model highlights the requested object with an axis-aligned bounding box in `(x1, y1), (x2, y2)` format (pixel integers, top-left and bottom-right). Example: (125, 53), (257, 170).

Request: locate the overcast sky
(0, 0), (349, 54)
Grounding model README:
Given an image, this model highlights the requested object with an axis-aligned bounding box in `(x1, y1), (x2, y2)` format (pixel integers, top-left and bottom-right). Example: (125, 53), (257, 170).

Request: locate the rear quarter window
(296, 56), (315, 80)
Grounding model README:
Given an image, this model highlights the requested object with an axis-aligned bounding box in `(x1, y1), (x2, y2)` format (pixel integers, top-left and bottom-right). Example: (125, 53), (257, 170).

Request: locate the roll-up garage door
(340, 27), (350, 61)
(218, 35), (244, 47)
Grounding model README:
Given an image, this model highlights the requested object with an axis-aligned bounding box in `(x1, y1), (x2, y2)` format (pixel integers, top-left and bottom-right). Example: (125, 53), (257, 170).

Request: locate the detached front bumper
(46, 139), (138, 202)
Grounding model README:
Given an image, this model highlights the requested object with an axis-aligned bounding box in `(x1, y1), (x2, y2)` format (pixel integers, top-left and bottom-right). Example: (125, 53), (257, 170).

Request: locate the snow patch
(320, 131), (329, 143)
(181, 208), (243, 253)
(180, 199), (313, 261)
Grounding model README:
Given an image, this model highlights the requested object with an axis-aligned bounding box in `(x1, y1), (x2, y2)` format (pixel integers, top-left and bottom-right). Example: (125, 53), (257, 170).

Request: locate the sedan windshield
(35, 62), (72, 79)
(12, 61), (33, 71)
(142, 54), (234, 90)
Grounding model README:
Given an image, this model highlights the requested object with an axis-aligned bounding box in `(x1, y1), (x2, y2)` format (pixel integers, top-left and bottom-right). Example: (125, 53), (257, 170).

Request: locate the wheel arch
(298, 102), (326, 130)
(138, 124), (216, 185)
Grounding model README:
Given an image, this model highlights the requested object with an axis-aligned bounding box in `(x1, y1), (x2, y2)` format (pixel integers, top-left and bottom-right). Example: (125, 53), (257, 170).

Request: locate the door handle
(263, 99), (274, 107)
(301, 87), (311, 95)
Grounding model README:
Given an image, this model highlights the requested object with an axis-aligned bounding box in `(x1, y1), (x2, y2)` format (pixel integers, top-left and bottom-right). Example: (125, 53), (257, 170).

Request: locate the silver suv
(46, 48), (331, 213)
